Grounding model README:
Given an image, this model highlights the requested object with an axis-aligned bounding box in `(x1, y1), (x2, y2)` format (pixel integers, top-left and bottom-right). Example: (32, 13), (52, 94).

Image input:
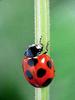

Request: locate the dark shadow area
(0, 84), (25, 100)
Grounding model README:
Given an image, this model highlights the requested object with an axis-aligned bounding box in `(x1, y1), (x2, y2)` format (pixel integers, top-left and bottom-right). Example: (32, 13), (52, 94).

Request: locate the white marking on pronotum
(36, 44), (42, 49)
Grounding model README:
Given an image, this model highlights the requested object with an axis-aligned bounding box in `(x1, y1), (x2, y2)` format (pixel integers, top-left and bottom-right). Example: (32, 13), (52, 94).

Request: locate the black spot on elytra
(26, 70), (33, 80)
(47, 61), (52, 68)
(42, 78), (53, 87)
(28, 58), (38, 66)
(37, 68), (46, 78)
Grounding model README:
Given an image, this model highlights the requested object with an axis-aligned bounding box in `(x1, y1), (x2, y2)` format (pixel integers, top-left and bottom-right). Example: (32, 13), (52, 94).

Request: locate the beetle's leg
(39, 35), (42, 43)
(39, 35), (43, 49)
(39, 36), (43, 45)
(44, 41), (49, 54)
(39, 36), (49, 54)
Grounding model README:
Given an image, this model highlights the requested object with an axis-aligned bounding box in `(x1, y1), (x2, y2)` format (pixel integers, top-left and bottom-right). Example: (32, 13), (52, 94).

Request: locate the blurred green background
(0, 0), (75, 100)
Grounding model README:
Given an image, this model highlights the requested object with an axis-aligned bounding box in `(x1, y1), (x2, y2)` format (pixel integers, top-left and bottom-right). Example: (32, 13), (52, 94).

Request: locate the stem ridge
(34, 0), (50, 100)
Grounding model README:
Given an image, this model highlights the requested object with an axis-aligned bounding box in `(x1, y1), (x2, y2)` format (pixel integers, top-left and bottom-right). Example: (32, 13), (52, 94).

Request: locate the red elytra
(22, 54), (55, 88)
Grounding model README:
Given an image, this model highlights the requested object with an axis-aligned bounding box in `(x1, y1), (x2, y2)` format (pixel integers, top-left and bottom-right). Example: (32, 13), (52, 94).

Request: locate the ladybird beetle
(22, 44), (55, 88)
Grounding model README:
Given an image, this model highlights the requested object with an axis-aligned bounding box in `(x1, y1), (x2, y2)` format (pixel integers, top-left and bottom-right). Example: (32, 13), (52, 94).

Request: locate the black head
(24, 44), (43, 57)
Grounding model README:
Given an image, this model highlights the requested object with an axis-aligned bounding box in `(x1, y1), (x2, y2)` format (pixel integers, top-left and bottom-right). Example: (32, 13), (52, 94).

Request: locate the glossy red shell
(22, 54), (55, 88)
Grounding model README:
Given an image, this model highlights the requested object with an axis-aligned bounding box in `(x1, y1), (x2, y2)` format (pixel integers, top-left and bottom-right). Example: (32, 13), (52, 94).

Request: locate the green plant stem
(34, 0), (50, 100)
